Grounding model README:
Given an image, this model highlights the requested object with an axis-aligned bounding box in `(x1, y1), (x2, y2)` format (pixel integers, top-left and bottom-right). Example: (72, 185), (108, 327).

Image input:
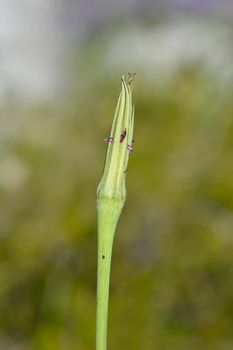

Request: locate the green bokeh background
(1, 3), (233, 350)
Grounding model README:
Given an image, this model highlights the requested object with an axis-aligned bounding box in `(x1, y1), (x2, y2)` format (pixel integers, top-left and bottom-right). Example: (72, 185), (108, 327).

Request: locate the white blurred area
(0, 0), (67, 100)
(106, 17), (233, 91)
(0, 0), (233, 102)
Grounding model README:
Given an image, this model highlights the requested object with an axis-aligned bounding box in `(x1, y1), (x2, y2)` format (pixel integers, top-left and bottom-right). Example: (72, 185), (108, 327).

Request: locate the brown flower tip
(121, 72), (136, 85)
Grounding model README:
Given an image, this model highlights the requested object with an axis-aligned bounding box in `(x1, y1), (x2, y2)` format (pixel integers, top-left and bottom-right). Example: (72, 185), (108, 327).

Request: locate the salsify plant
(96, 73), (135, 350)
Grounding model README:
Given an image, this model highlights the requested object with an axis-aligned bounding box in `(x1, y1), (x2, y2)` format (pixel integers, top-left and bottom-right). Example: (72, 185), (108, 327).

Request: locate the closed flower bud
(97, 73), (135, 203)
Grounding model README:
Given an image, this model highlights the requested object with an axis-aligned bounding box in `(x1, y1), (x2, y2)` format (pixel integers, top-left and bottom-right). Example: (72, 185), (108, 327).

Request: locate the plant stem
(96, 198), (123, 350)
(96, 225), (114, 350)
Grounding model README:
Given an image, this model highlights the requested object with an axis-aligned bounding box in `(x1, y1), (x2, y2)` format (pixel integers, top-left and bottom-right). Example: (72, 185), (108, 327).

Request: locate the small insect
(104, 137), (113, 142)
(127, 144), (133, 152)
(120, 129), (127, 143)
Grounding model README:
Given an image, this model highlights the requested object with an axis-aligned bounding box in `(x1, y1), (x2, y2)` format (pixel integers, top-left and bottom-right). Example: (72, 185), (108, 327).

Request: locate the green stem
(96, 198), (124, 350)
(96, 227), (114, 350)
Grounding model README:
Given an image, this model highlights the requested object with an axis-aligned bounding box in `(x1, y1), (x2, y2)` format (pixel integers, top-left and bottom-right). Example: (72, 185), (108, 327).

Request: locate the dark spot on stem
(102, 255), (105, 259)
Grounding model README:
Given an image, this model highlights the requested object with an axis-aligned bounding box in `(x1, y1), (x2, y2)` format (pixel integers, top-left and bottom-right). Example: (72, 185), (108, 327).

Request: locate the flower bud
(97, 73), (135, 205)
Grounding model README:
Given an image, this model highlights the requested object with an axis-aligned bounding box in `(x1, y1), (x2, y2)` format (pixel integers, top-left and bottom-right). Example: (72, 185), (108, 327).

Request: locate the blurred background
(1, 1), (233, 349)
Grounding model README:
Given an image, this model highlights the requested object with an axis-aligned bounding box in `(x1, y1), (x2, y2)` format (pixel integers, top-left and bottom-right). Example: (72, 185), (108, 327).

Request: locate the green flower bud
(97, 73), (135, 203)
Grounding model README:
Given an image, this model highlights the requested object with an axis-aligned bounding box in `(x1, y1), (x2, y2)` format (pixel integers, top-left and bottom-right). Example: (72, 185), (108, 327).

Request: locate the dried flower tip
(121, 72), (136, 85)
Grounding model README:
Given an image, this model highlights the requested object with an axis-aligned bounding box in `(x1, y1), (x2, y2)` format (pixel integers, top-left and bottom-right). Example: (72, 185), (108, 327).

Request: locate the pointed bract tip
(121, 72), (136, 85)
